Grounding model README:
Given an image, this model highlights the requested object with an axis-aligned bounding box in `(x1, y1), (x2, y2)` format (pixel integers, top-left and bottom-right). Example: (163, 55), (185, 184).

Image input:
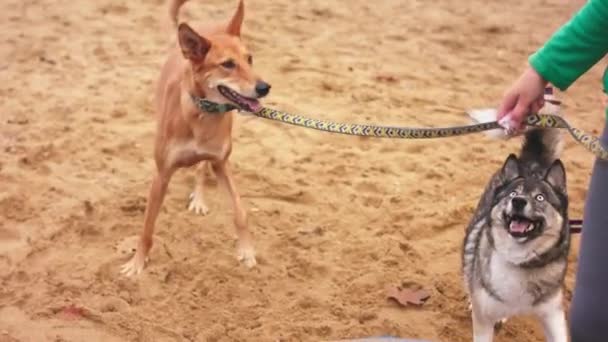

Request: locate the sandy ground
(1, 0), (606, 341)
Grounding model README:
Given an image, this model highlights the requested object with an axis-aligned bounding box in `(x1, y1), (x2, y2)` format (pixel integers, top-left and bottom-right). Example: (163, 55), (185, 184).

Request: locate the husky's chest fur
(464, 217), (567, 319)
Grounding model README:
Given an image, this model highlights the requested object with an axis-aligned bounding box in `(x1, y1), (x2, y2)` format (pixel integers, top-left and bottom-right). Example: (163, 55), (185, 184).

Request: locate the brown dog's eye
(247, 55), (253, 65)
(221, 60), (236, 69)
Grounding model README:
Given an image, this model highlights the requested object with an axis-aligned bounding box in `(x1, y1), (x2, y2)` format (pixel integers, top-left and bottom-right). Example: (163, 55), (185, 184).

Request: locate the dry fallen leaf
(386, 285), (431, 307)
(374, 74), (400, 84)
(57, 304), (87, 320)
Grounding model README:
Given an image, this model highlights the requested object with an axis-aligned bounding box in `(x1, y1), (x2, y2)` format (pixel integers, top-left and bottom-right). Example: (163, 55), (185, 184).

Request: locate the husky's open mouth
(218, 85), (261, 113)
(506, 214), (541, 238)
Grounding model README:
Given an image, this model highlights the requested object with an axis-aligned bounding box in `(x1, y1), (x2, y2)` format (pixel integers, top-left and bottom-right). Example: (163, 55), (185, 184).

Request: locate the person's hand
(497, 66), (548, 134)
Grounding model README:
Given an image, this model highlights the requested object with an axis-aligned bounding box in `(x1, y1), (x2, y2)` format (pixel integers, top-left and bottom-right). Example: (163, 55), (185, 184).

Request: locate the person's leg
(569, 125), (608, 341)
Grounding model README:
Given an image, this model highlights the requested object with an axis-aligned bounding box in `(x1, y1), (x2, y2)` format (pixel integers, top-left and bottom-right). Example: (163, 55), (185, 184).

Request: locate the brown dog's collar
(190, 94), (239, 114)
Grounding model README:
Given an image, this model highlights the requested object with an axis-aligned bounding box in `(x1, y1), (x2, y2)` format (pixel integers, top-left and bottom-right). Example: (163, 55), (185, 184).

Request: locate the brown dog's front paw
(237, 245), (257, 268)
(120, 252), (148, 277)
(188, 192), (210, 215)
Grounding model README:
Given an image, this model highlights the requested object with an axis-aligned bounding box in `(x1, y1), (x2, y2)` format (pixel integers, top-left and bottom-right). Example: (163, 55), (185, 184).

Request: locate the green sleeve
(529, 0), (608, 91)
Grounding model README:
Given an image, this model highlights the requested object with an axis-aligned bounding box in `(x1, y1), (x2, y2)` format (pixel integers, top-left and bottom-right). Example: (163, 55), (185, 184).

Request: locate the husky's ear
(500, 154), (520, 182)
(226, 0), (244, 37)
(178, 23), (211, 62)
(545, 159), (567, 191)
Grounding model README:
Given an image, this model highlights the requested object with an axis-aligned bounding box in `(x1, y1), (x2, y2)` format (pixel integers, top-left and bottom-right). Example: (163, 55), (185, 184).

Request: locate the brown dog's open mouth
(218, 85), (261, 113)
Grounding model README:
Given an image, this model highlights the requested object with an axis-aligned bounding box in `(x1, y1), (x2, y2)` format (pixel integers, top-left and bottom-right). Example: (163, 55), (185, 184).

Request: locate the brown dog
(121, 0), (270, 276)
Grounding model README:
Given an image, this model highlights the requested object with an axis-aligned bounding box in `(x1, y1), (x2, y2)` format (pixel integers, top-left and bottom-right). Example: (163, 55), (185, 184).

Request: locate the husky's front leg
(539, 306), (568, 342)
(472, 308), (495, 342)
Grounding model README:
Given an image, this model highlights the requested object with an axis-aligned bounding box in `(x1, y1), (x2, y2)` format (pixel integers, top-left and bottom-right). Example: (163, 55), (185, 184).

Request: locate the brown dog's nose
(255, 81), (271, 97)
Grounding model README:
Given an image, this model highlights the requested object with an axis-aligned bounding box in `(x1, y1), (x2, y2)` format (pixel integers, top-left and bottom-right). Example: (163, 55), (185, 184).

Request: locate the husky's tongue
(509, 219), (531, 233)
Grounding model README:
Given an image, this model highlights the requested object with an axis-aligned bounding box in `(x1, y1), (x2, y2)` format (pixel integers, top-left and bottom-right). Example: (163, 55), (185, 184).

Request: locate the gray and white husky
(463, 109), (570, 342)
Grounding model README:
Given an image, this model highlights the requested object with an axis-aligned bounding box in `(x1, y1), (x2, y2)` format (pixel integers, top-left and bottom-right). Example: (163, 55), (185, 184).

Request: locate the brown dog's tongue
(243, 98), (262, 112)
(509, 220), (529, 233)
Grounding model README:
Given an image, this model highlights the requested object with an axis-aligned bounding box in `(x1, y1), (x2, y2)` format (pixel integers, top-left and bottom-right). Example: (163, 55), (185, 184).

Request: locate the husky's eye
(509, 191), (517, 198)
(536, 194), (545, 202)
(247, 55), (253, 65)
(221, 59), (236, 69)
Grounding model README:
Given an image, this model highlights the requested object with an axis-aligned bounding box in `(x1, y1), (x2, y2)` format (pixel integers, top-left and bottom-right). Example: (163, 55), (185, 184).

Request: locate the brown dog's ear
(178, 23), (211, 62)
(226, 0), (244, 37)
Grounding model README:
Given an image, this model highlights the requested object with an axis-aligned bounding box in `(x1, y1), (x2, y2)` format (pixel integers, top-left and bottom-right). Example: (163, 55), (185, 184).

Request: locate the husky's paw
(237, 245), (257, 268)
(188, 192), (210, 215)
(494, 318), (507, 331)
(120, 251), (149, 277)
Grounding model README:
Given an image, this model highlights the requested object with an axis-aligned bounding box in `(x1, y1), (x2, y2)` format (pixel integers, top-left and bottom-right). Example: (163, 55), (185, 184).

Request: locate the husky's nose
(512, 197), (527, 211)
(255, 81), (271, 97)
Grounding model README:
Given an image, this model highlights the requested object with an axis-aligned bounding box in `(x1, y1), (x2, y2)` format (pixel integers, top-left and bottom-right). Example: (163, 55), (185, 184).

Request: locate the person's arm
(530, 0), (608, 91)
(497, 0), (608, 129)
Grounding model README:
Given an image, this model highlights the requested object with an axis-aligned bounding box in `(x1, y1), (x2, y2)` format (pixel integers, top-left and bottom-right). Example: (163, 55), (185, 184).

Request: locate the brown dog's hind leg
(188, 161), (210, 215)
(121, 168), (175, 276)
(212, 160), (256, 268)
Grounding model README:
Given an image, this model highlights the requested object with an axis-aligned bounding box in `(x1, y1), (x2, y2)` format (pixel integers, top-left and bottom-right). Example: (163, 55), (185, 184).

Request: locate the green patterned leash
(191, 95), (608, 161)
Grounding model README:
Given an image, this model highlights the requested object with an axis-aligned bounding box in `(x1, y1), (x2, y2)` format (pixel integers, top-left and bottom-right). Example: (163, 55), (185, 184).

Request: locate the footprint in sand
(115, 235), (140, 257)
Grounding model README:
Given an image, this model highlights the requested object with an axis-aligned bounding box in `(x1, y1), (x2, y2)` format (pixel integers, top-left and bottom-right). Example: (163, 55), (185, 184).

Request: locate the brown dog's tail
(168, 0), (189, 28)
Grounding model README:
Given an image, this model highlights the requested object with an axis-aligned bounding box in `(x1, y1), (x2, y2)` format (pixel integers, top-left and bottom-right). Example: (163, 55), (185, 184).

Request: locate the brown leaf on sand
(57, 304), (87, 320)
(374, 73), (400, 84)
(386, 285), (431, 307)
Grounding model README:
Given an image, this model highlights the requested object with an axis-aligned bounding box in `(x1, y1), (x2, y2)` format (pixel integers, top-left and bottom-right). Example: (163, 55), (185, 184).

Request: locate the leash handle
(570, 219), (583, 234)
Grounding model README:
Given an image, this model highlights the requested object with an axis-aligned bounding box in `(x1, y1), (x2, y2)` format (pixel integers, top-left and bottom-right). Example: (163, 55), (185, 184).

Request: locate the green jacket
(529, 0), (608, 118)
